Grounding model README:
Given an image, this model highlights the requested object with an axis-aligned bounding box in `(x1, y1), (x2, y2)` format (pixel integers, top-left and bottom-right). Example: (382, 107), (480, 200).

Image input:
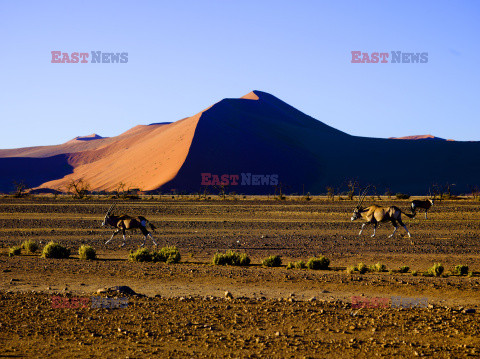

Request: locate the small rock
(463, 308), (476, 314)
(224, 291), (233, 300)
(309, 297), (317, 302)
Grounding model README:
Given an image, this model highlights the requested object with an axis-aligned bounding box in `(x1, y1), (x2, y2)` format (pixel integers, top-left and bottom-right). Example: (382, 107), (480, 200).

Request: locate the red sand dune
(37, 118), (200, 192)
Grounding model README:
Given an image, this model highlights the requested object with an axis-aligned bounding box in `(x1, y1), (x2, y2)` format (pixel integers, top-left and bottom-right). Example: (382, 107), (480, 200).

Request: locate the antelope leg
(371, 223), (377, 237)
(388, 226), (398, 238)
(120, 228), (127, 247)
(105, 229), (120, 244)
(148, 233), (157, 246)
(140, 236), (147, 247)
(359, 223), (367, 236)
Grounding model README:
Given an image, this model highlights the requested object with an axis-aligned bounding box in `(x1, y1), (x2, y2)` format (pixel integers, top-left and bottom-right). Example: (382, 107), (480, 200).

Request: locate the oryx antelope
(351, 188), (415, 241)
(411, 198), (434, 219)
(102, 203), (157, 247)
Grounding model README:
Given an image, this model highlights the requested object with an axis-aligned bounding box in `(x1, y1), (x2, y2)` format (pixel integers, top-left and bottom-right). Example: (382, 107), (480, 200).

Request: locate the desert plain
(0, 196), (479, 358)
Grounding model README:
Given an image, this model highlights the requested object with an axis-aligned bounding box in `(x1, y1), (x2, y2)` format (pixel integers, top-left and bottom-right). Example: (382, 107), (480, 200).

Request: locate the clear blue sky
(1, 0), (479, 148)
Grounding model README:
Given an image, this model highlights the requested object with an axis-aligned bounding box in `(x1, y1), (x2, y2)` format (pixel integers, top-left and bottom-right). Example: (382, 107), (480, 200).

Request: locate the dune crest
(241, 91), (260, 100)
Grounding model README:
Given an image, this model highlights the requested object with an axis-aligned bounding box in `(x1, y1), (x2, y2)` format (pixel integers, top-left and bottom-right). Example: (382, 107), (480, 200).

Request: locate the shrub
(212, 251), (250, 266)
(306, 256), (330, 270)
(369, 262), (386, 272)
(152, 246), (181, 263)
(8, 246), (22, 257)
(21, 240), (38, 254)
(262, 255), (282, 267)
(412, 270), (418, 276)
(424, 263), (444, 277)
(78, 245), (96, 260)
(453, 264), (469, 276)
(395, 193), (410, 199)
(129, 248), (152, 262)
(398, 266), (410, 273)
(357, 262), (368, 274)
(295, 260), (306, 269)
(287, 260), (306, 270)
(41, 241), (70, 259)
(346, 266), (356, 274)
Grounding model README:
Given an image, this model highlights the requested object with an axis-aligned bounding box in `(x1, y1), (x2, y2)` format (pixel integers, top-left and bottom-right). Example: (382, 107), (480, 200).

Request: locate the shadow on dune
(163, 90), (480, 194)
(0, 154), (73, 193)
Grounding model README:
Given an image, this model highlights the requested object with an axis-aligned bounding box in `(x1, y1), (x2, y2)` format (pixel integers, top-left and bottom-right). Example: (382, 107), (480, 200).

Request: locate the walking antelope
(351, 188), (415, 241)
(411, 198), (435, 219)
(102, 203), (157, 247)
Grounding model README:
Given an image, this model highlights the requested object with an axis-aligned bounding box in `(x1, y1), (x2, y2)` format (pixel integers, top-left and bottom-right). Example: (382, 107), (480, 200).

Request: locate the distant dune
(1, 90), (479, 194)
(67, 133), (105, 142)
(389, 134), (450, 141)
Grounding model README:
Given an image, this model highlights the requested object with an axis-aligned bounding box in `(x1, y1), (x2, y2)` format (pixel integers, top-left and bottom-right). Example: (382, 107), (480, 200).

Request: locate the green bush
(395, 193), (410, 199)
(152, 246), (181, 263)
(412, 270), (418, 276)
(41, 241), (70, 259)
(369, 262), (387, 272)
(78, 245), (96, 260)
(129, 248), (152, 262)
(357, 262), (368, 274)
(306, 256), (330, 270)
(398, 266), (410, 273)
(453, 264), (469, 276)
(287, 260), (306, 270)
(295, 260), (306, 269)
(129, 246), (181, 263)
(346, 266), (356, 274)
(8, 246), (22, 257)
(424, 263), (444, 277)
(21, 240), (38, 254)
(212, 250), (250, 266)
(262, 255), (282, 267)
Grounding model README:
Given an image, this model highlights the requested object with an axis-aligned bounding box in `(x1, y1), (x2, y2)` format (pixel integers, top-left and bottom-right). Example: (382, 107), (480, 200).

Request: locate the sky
(0, 0), (479, 149)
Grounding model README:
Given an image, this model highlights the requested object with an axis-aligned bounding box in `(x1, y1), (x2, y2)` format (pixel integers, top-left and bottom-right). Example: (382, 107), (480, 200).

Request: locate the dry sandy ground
(0, 196), (479, 357)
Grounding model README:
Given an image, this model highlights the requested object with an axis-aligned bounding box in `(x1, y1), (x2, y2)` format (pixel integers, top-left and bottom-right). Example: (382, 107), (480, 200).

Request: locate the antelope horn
(357, 185), (371, 207)
(106, 203), (116, 215)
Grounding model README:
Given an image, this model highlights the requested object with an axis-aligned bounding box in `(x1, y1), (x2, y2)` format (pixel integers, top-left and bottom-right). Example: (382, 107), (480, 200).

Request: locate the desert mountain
(1, 90), (479, 194)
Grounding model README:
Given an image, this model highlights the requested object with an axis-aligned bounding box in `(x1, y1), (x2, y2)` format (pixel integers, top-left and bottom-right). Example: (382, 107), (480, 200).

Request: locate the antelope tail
(401, 210), (415, 219)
